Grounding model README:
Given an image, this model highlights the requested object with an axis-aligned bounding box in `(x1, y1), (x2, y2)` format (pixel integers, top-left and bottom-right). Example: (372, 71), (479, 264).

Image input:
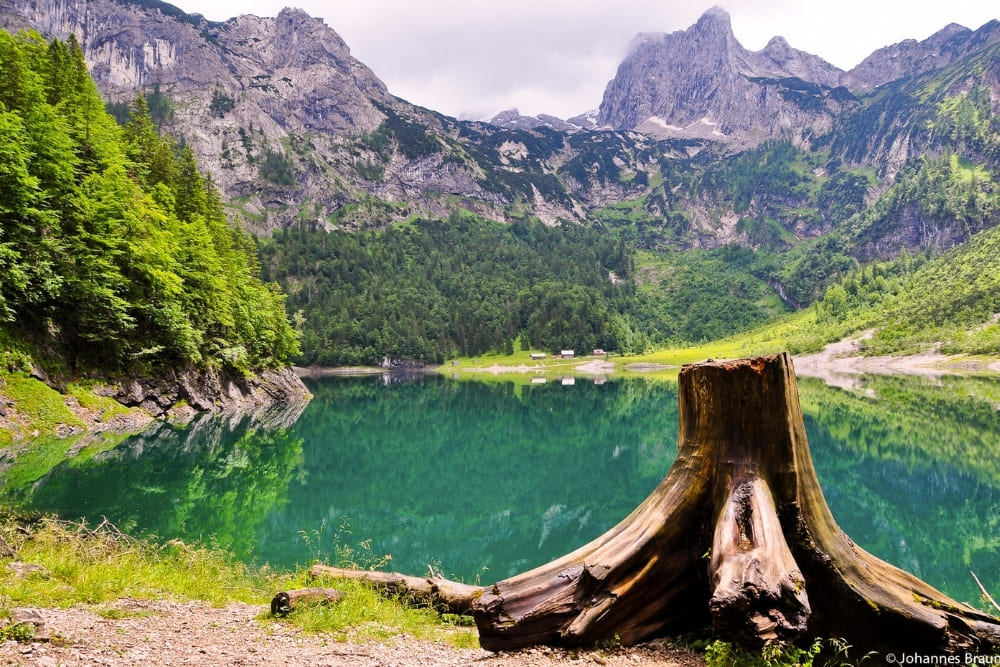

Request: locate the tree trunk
(310, 354), (1000, 656)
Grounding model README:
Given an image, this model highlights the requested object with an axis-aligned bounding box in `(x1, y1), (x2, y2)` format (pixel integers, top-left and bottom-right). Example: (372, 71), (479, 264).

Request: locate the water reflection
(261, 376), (678, 579)
(2, 399), (308, 558)
(801, 374), (1000, 606)
(1, 372), (997, 610)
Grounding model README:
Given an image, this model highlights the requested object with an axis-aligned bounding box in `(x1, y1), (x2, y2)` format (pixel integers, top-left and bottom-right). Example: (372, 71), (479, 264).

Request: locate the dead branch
(309, 564), (484, 614)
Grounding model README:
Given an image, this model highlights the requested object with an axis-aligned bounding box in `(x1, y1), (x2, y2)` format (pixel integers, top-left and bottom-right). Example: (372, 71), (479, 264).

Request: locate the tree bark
(310, 354), (1000, 656)
(308, 565), (484, 614)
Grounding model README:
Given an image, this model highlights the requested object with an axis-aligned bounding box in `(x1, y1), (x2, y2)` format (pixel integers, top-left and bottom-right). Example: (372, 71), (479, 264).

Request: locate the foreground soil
(0, 599), (706, 666)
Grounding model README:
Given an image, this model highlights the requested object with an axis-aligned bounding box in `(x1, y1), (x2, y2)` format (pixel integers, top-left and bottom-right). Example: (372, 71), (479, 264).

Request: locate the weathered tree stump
(311, 354), (1000, 656)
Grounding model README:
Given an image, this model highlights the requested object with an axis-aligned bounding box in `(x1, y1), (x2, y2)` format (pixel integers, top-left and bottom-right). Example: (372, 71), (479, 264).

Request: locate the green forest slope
(802, 222), (1000, 356)
(0, 31), (299, 379)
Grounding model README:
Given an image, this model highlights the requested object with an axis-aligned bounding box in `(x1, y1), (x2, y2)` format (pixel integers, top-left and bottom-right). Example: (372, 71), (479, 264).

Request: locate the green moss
(66, 382), (131, 423)
(1, 374), (84, 437)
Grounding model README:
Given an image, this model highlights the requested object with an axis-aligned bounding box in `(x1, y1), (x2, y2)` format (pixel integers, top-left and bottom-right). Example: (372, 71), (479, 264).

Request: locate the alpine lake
(3, 367), (1000, 610)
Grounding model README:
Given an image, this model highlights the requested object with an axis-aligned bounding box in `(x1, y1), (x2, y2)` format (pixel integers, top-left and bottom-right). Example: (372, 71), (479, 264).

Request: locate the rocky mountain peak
(277, 6), (314, 23)
(595, 8), (1000, 146)
(270, 7), (351, 68)
(755, 35), (841, 85)
(844, 19), (1000, 91)
(760, 35), (804, 72)
(487, 108), (588, 132)
(596, 6), (845, 146)
(694, 5), (733, 34)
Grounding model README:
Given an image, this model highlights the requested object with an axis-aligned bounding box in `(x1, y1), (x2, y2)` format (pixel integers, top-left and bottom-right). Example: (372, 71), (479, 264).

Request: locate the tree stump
(313, 354), (1000, 656)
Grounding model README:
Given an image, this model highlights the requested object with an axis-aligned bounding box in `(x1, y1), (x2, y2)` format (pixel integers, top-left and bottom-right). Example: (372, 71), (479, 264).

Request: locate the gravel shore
(0, 600), (705, 666)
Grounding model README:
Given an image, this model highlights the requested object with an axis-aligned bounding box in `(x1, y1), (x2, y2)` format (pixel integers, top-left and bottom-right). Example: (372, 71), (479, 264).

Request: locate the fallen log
(270, 587), (344, 616)
(309, 564), (484, 614)
(310, 354), (1000, 656)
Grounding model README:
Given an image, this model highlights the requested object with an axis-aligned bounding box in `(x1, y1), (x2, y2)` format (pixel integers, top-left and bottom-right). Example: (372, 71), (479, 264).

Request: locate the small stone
(7, 562), (48, 579)
(11, 609), (45, 625)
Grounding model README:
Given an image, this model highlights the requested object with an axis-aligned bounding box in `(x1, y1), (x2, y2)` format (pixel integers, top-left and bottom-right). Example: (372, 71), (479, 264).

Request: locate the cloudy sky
(168, 0), (997, 121)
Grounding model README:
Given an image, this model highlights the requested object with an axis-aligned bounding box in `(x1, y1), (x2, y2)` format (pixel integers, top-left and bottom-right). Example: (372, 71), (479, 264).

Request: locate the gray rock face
(209, 8), (392, 133)
(844, 20), (1000, 92)
(110, 365), (311, 418)
(0, 0), (391, 129)
(595, 6), (999, 147)
(0, 0), (432, 231)
(596, 7), (847, 147)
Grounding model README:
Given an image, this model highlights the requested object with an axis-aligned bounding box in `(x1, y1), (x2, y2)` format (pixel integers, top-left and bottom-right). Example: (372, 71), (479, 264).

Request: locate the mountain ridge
(593, 6), (1000, 146)
(491, 9), (999, 149)
(1, 0), (999, 370)
(843, 19), (1000, 92)
(2, 0), (996, 234)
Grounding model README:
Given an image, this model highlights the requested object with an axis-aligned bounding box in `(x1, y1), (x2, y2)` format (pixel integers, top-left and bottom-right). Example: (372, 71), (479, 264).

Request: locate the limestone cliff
(844, 20), (1000, 92)
(596, 7), (848, 148)
(0, 0), (517, 231)
(596, 7), (1000, 150)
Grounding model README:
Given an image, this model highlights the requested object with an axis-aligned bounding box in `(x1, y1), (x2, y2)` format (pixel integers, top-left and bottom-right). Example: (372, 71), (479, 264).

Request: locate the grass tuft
(0, 513), (478, 648)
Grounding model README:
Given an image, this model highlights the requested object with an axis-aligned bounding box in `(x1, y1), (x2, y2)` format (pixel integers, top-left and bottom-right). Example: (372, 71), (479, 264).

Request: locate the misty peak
(695, 6), (733, 33)
(764, 36), (791, 52)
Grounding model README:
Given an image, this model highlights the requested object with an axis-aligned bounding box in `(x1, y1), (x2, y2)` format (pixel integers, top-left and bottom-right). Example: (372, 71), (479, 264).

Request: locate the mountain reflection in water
(3, 373), (997, 609)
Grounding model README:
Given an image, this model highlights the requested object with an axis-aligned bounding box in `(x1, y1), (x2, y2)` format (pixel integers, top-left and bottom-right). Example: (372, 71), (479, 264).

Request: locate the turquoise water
(4, 372), (999, 607)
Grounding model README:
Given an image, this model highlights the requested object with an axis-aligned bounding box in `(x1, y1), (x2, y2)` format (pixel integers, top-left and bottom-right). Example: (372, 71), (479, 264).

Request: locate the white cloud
(170, 0), (998, 120)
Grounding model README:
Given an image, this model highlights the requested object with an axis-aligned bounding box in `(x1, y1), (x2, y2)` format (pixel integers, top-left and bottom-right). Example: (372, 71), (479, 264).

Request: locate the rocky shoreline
(2, 365), (312, 442)
(107, 365), (311, 418)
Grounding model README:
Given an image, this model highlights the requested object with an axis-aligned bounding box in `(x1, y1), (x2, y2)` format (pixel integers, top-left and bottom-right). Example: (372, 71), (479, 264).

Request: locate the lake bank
(445, 341), (1000, 386)
(0, 514), (704, 666)
(793, 332), (1000, 388)
(11, 340), (997, 445)
(0, 365), (311, 444)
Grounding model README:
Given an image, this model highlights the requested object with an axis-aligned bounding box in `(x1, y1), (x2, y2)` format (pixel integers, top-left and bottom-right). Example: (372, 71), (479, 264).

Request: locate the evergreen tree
(0, 30), (299, 374)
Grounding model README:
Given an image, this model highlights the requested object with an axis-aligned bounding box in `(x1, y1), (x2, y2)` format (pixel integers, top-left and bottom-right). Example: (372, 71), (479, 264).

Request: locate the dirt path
(791, 330), (993, 388)
(0, 600), (704, 666)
